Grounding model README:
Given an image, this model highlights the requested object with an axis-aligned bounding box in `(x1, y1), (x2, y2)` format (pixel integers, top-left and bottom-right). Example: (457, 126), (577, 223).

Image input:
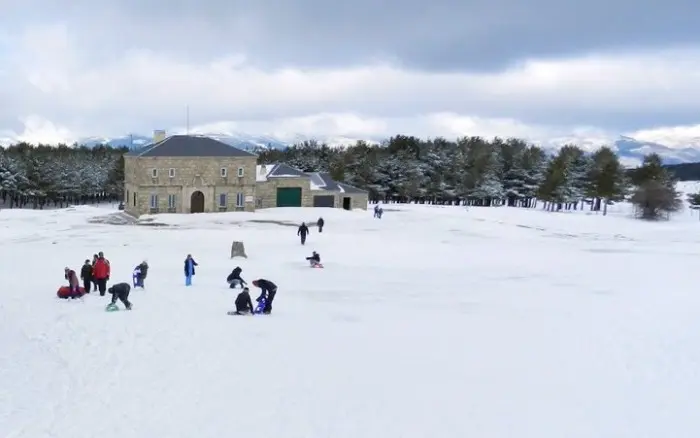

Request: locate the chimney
(260, 164), (267, 174)
(153, 129), (166, 143)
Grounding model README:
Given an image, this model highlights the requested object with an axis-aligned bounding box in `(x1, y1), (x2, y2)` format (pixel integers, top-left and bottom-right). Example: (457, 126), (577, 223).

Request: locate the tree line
(0, 143), (125, 208)
(256, 136), (682, 220)
(0, 136), (686, 220)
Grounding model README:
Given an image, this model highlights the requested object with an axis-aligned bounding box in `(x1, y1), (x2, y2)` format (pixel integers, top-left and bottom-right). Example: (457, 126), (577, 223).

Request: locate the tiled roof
(126, 135), (257, 157)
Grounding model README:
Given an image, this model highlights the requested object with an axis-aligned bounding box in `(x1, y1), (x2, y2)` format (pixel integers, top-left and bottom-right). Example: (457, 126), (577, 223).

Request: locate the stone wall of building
(256, 177), (312, 208)
(124, 156), (258, 215)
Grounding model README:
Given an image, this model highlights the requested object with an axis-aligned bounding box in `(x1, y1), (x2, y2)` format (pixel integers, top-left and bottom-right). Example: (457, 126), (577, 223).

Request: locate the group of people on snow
(62, 251), (146, 310)
(226, 266), (278, 315)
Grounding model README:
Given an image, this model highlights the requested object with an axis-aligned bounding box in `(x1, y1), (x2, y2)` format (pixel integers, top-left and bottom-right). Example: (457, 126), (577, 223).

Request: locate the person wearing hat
(64, 267), (80, 296)
(108, 282), (132, 310)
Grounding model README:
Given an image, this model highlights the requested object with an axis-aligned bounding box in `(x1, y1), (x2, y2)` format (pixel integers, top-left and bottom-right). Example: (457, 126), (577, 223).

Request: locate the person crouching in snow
(252, 279), (278, 314)
(133, 260), (148, 288)
(184, 254), (198, 286)
(306, 251), (321, 267)
(64, 267), (80, 295)
(233, 287), (255, 314)
(108, 283), (132, 310)
(227, 266), (246, 289)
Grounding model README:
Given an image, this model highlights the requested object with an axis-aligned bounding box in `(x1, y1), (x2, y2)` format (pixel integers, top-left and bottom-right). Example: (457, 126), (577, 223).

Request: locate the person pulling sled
(227, 266), (247, 289)
(107, 282), (132, 310)
(306, 251), (322, 268)
(252, 279), (278, 314)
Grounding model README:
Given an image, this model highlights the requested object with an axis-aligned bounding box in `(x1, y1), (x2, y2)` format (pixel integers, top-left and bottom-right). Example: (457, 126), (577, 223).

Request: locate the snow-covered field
(1, 197), (699, 438)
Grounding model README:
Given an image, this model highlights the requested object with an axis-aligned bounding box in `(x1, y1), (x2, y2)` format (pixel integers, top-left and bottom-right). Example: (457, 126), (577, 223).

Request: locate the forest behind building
(0, 135), (694, 220)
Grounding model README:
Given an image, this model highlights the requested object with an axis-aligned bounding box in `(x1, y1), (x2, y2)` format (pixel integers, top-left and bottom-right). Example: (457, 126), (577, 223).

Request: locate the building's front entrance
(190, 191), (205, 213)
(342, 197), (351, 210)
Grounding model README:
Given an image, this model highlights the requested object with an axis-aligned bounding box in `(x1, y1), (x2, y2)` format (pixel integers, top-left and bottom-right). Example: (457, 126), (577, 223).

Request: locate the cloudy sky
(2, 0), (700, 147)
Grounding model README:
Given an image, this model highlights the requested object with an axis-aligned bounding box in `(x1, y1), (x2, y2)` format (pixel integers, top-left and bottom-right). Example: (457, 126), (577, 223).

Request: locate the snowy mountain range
(78, 133), (700, 165)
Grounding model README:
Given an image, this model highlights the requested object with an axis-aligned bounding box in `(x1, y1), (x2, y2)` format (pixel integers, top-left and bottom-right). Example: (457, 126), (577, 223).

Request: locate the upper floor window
(220, 167), (227, 177)
(169, 168), (175, 178)
(237, 167), (244, 177)
(151, 168), (157, 178)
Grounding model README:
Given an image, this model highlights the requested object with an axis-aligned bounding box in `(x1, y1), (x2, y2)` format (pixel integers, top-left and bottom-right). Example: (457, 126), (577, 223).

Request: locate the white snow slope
(1, 200), (699, 438)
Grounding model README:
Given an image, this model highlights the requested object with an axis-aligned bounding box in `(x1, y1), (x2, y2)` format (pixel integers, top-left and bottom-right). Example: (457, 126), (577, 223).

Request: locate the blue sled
(253, 297), (266, 314)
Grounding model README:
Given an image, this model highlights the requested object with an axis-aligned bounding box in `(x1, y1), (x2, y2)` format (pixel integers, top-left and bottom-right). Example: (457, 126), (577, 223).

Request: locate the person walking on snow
(93, 252), (111, 296)
(252, 279), (278, 314)
(133, 260), (148, 288)
(91, 254), (99, 290)
(80, 259), (93, 293)
(298, 222), (309, 245)
(108, 282), (132, 310)
(64, 267), (80, 295)
(233, 287), (255, 314)
(227, 266), (246, 289)
(317, 217), (324, 233)
(184, 254), (198, 286)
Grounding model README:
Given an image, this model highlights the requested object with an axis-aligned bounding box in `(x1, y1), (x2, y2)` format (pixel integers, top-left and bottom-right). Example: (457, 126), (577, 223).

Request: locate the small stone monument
(230, 241), (248, 258)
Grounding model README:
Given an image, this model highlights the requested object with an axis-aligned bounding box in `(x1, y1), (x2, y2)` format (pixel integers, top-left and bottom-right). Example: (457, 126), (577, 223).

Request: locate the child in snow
(80, 259), (93, 293)
(108, 283), (132, 310)
(227, 266), (246, 289)
(306, 251), (321, 267)
(184, 254), (198, 286)
(64, 267), (80, 295)
(133, 260), (148, 288)
(233, 287), (255, 315)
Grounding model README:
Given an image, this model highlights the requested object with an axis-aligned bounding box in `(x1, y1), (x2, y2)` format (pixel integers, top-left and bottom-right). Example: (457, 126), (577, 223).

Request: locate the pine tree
(629, 153), (682, 220)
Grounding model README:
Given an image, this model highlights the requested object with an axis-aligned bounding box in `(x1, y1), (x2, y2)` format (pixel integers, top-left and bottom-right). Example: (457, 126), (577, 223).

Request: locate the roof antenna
(186, 105), (190, 135)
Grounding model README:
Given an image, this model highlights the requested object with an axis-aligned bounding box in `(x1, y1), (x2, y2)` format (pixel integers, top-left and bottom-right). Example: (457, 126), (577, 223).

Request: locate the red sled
(310, 263), (324, 268)
(57, 286), (86, 299)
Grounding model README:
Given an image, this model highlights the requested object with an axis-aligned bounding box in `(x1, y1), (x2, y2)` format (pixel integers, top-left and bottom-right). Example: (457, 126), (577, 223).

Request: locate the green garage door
(276, 187), (302, 207)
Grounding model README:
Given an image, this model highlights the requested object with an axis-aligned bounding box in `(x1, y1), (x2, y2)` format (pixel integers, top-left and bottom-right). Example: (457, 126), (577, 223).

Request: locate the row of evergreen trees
(255, 136), (682, 219)
(0, 136), (685, 219)
(0, 143), (125, 208)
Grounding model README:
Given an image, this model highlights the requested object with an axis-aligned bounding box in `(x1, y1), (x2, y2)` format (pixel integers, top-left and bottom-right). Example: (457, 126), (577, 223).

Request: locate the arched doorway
(190, 191), (205, 213)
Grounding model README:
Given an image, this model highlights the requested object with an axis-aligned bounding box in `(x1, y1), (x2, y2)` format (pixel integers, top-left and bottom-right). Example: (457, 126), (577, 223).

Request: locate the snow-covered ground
(1, 198), (699, 438)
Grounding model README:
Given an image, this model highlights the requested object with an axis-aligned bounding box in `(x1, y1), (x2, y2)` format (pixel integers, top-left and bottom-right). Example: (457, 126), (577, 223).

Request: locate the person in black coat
(234, 287), (255, 314)
(80, 259), (93, 293)
(108, 282), (132, 310)
(297, 222), (309, 245)
(317, 217), (324, 233)
(227, 266), (246, 289)
(306, 251), (321, 266)
(252, 279), (278, 314)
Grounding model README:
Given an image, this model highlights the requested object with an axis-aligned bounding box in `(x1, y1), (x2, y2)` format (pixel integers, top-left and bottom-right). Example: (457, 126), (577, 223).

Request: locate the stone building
(124, 133), (368, 216)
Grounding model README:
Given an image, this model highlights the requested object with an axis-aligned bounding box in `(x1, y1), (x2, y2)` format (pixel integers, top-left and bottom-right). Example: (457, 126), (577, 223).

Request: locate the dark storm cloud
(25, 0), (699, 72)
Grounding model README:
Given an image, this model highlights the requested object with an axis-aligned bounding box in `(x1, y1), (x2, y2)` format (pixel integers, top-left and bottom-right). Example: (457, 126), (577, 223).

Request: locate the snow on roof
(256, 164), (275, 182)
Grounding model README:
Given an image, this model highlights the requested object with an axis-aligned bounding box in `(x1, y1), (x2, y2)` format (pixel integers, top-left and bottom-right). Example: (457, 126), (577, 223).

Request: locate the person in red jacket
(93, 251), (111, 296)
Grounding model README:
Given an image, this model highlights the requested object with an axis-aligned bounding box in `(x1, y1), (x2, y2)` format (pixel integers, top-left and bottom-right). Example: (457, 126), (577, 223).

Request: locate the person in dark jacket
(133, 260), (148, 288)
(184, 254), (198, 286)
(108, 282), (132, 310)
(226, 266), (246, 289)
(317, 217), (324, 233)
(252, 279), (278, 314)
(233, 287), (255, 314)
(297, 222), (309, 245)
(80, 259), (93, 293)
(306, 251), (321, 267)
(91, 254), (99, 290)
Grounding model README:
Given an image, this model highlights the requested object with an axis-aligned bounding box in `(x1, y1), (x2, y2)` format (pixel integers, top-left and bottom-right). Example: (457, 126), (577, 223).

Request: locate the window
(219, 193), (227, 207)
(220, 167), (227, 177)
(133, 192), (137, 207)
(168, 168), (175, 178)
(151, 168), (158, 178)
(150, 194), (158, 208)
(237, 167), (244, 177)
(236, 193), (244, 207)
(168, 194), (176, 209)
